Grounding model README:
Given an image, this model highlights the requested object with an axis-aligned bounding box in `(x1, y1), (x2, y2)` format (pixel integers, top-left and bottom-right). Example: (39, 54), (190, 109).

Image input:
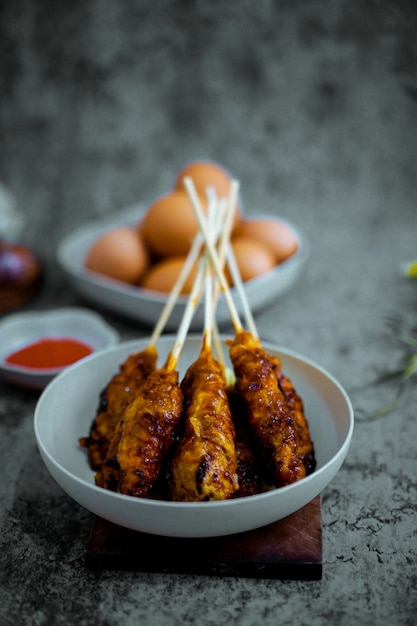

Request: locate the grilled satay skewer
(97, 185), (228, 495)
(225, 230), (315, 483)
(229, 331), (306, 487)
(114, 362), (184, 498)
(170, 338), (239, 501)
(226, 230), (316, 479)
(170, 202), (238, 501)
(184, 178), (310, 487)
(221, 228), (315, 481)
(224, 220), (315, 477)
(114, 255), (208, 498)
(205, 189), (263, 498)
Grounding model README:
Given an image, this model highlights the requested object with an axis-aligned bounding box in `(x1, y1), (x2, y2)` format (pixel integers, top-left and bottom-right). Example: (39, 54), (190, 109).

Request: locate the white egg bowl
(57, 206), (308, 330)
(0, 307), (119, 390)
(34, 335), (354, 538)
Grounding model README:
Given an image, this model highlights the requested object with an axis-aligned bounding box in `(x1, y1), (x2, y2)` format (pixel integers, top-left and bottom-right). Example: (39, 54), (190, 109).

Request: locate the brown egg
(140, 256), (198, 294)
(141, 190), (210, 258)
(174, 160), (232, 197)
(173, 160), (242, 229)
(229, 236), (275, 283)
(236, 218), (299, 263)
(84, 227), (150, 283)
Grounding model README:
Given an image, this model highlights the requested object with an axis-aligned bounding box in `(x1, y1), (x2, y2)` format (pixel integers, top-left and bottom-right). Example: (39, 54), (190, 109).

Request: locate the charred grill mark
(303, 451), (317, 475)
(196, 457), (209, 487)
(103, 455), (120, 470)
(133, 469), (146, 489)
(97, 390), (108, 414)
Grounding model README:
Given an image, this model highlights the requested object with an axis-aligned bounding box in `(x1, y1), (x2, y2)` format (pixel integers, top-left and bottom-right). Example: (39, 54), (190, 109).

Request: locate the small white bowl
(34, 335), (354, 538)
(57, 206), (308, 330)
(0, 307), (119, 390)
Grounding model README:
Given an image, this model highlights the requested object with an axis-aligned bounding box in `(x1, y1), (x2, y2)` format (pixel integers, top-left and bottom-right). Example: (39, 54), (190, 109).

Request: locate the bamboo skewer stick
(208, 189), (235, 376)
(164, 257), (206, 372)
(149, 175), (256, 377)
(195, 177), (258, 340)
(183, 176), (243, 335)
(214, 180), (258, 339)
(148, 230), (204, 348)
(225, 243), (259, 339)
(165, 185), (226, 369)
(217, 188), (237, 269)
(167, 190), (225, 371)
(209, 191), (235, 318)
(202, 193), (218, 351)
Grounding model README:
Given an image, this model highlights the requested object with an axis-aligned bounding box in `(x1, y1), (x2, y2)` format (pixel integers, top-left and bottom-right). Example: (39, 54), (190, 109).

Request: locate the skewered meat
(170, 345), (238, 501)
(94, 417), (124, 491)
(228, 331), (306, 487)
(116, 367), (184, 498)
(80, 347), (157, 470)
(271, 356), (316, 475)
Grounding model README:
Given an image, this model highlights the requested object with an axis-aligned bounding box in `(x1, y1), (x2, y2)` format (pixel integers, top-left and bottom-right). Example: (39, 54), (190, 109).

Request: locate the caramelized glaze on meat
(80, 346), (157, 470)
(170, 346), (238, 501)
(116, 367), (183, 498)
(229, 331), (306, 487)
(271, 356), (316, 475)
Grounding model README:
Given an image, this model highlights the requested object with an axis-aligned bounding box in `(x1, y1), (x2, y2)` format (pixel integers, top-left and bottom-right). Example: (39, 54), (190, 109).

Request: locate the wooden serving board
(85, 496), (322, 580)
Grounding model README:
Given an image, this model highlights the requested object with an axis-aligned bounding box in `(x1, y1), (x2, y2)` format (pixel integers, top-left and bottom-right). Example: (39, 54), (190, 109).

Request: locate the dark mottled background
(1, 2), (417, 625)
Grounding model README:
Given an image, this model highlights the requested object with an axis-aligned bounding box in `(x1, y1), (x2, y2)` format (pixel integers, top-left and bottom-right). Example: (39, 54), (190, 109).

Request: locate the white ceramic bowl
(0, 307), (119, 390)
(34, 335), (354, 538)
(57, 206), (308, 330)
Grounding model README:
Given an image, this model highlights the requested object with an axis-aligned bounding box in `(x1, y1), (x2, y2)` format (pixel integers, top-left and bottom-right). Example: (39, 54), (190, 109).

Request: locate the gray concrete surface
(1, 1), (416, 625)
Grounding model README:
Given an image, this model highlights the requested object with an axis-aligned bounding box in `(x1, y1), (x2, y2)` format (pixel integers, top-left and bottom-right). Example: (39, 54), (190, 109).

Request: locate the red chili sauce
(5, 337), (93, 369)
